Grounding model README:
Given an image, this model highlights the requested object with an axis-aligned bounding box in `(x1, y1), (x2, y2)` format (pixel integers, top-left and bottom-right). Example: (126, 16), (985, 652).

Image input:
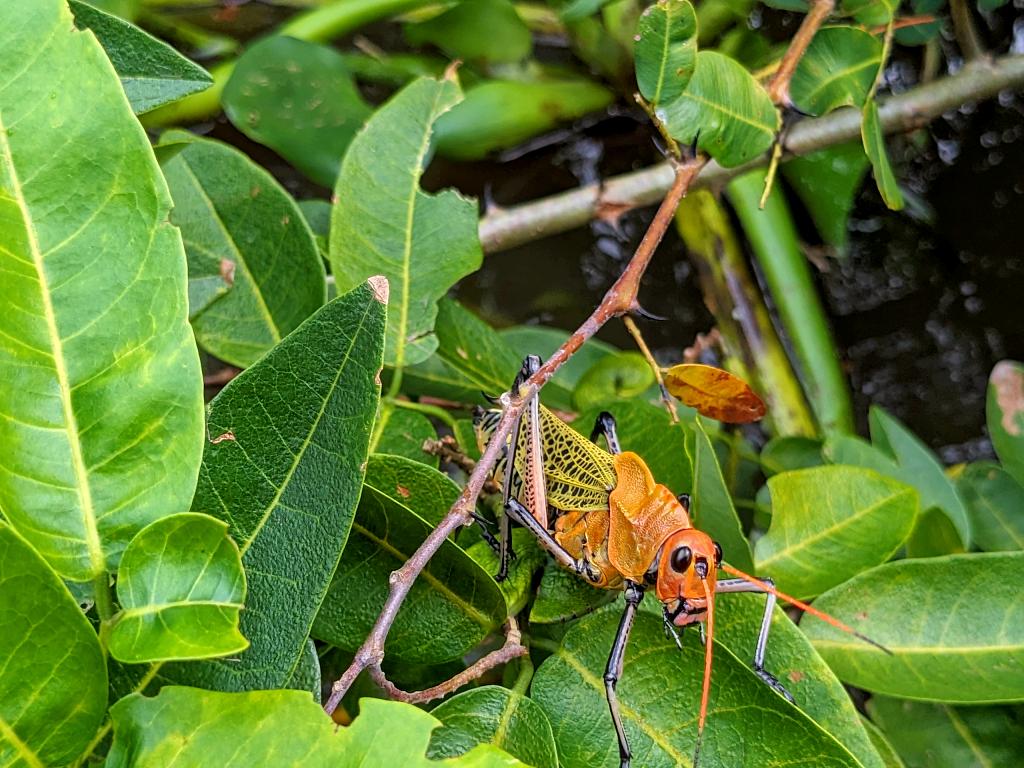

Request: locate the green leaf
(760, 436), (824, 476)
(824, 433), (901, 476)
(467, 529), (546, 616)
(160, 131), (326, 367)
(861, 100), (905, 210)
(365, 453), (461, 527)
(374, 408), (439, 467)
(106, 690), (528, 767)
(843, 0), (897, 25)
(68, 0), (212, 114)
(753, 466), (917, 599)
(867, 696), (1024, 768)
(894, 0), (943, 46)
(430, 686), (559, 767)
(167, 281), (385, 691)
(532, 609), (868, 767)
(313, 486), (506, 664)
(223, 37), (373, 188)
(560, 0), (618, 22)
(0, 0), (203, 581)
(0, 522), (107, 767)
(434, 79), (614, 161)
(713, 594), (886, 768)
(782, 141), (870, 250)
(790, 26), (882, 116)
(287, 638), (322, 703)
(500, 326), (616, 392)
(987, 360), (1024, 485)
(658, 50), (779, 168)
(572, 352), (655, 411)
(805, 553), (1024, 702)
(904, 507), (965, 558)
(859, 716), (906, 768)
(868, 406), (970, 546)
(109, 513), (247, 663)
(405, 0), (532, 64)
(958, 461), (1024, 552)
(575, 400), (693, 496)
(635, 0), (698, 106)
(330, 75), (481, 369)
(529, 559), (617, 624)
(690, 418), (754, 571)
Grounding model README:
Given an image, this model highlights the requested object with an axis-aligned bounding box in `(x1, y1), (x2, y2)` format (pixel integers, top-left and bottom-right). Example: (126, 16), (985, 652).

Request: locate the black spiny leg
(605, 580), (645, 768)
(504, 498), (601, 583)
(589, 411), (622, 455)
(496, 355), (541, 582)
(716, 577), (795, 702)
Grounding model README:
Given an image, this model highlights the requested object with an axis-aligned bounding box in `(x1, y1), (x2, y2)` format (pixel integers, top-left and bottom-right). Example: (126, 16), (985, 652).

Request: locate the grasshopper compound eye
(669, 545), (693, 572)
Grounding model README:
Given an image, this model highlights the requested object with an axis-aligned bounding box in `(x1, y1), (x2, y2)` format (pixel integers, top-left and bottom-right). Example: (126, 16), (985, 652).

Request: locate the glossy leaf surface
(958, 461), (1024, 551)
(782, 141), (870, 250)
(805, 553), (1024, 702)
(106, 690), (527, 767)
(68, 0), (212, 114)
(754, 466), (917, 598)
(659, 51), (779, 167)
(664, 363), (766, 423)
(161, 131), (326, 366)
(635, 0), (698, 106)
(109, 513), (247, 663)
(573, 352), (655, 411)
(0, 522), (107, 768)
(223, 37), (373, 187)
(169, 281), (385, 691)
(0, 0), (203, 580)
(374, 408), (439, 467)
(330, 76), (481, 369)
(790, 26), (882, 116)
(861, 100), (904, 210)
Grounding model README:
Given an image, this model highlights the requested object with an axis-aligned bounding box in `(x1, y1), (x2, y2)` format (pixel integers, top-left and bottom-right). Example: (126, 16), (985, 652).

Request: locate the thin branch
(369, 618), (527, 704)
(622, 315), (678, 423)
(949, 0), (986, 62)
(478, 55), (1024, 254)
(323, 158), (704, 715)
(766, 0), (835, 106)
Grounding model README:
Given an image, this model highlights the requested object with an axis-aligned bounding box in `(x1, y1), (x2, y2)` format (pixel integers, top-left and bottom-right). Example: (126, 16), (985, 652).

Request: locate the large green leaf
(0, 0), (203, 581)
(529, 559), (617, 624)
(109, 513), (247, 663)
(429, 686), (559, 767)
(167, 281), (385, 691)
(329, 75), (481, 370)
(843, 0), (897, 25)
(68, 0), (212, 115)
(987, 360), (1024, 485)
(635, 0), (698, 106)
(658, 50), (779, 168)
(222, 37), (373, 188)
(434, 79), (614, 161)
(0, 522), (107, 767)
(160, 131), (326, 367)
(532, 609), (866, 767)
(754, 466), (917, 598)
(790, 26), (882, 116)
(958, 462), (1024, 552)
(867, 696), (1024, 768)
(468, 529), (546, 615)
(804, 553), (1024, 702)
(861, 99), (904, 210)
(690, 418), (754, 571)
(760, 436), (825, 476)
(782, 141), (870, 250)
(868, 407), (970, 546)
(405, 0), (532, 65)
(313, 485), (506, 664)
(373, 408), (439, 467)
(106, 690), (527, 767)
(365, 453), (461, 527)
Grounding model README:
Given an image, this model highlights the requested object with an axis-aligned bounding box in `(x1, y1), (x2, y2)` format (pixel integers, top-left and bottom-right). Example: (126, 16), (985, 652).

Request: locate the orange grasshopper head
(655, 528), (722, 627)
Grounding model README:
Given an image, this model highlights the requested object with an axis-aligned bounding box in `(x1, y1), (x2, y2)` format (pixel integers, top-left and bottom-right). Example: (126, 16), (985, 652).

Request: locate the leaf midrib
(0, 112), (104, 576)
(0, 714), (46, 768)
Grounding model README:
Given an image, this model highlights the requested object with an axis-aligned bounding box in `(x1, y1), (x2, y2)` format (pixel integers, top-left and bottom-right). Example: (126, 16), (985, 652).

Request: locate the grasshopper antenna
(719, 563), (893, 655)
(692, 569), (715, 767)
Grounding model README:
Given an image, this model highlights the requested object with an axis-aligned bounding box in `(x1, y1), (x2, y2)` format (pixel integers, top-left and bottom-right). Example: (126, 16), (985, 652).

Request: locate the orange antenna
(693, 575), (715, 767)
(719, 563), (892, 655)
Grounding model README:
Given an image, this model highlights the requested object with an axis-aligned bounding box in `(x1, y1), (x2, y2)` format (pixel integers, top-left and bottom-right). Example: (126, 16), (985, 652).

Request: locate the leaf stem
(766, 0), (835, 106)
(511, 649), (535, 696)
(92, 571), (115, 650)
(391, 397), (460, 430)
(622, 315), (678, 423)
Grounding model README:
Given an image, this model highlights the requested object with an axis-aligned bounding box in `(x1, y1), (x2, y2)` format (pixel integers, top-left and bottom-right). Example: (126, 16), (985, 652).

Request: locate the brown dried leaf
(662, 363), (766, 423)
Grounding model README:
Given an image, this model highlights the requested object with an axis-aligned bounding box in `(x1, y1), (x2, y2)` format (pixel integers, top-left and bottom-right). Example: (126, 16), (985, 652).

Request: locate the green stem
(727, 171), (855, 435)
(142, 0), (435, 128)
(92, 571), (116, 651)
(511, 650), (534, 696)
(391, 398), (459, 430)
(529, 636), (560, 654)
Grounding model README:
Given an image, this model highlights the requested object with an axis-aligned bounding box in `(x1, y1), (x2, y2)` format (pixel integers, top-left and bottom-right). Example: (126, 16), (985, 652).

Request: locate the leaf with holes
(0, 0), (203, 581)
(223, 37), (373, 187)
(312, 484), (506, 664)
(634, 0), (698, 106)
(163, 281), (385, 691)
(790, 26), (882, 116)
(329, 75), (481, 370)
(663, 363), (766, 423)
(754, 466), (917, 598)
(160, 131), (326, 367)
(0, 522), (107, 767)
(109, 513), (247, 663)
(804, 552), (1024, 702)
(658, 50), (779, 168)
(68, 0), (212, 114)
